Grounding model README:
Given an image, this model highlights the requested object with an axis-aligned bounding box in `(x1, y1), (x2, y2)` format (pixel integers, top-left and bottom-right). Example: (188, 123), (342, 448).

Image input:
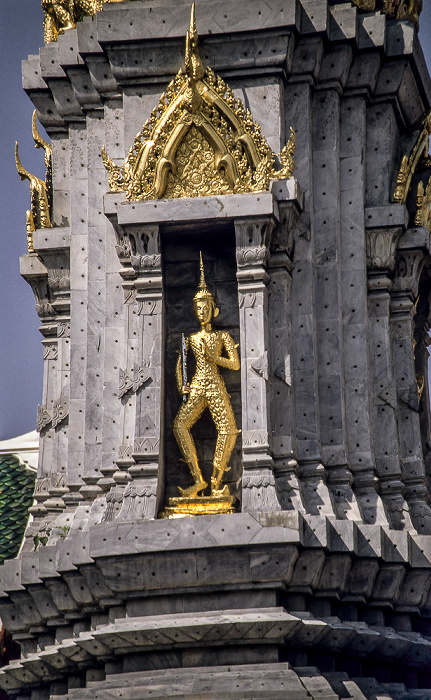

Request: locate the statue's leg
(43, 13), (58, 44)
(173, 395), (208, 497)
(78, 0), (98, 16)
(208, 391), (239, 496)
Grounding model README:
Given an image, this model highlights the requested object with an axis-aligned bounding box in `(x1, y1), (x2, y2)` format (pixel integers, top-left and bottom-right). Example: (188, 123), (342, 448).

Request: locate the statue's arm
(212, 332), (240, 370)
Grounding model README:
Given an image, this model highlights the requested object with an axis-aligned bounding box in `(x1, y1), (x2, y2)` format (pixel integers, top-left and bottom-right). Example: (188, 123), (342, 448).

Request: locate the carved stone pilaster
(130, 245), (163, 519)
(21, 237), (71, 517)
(367, 264), (412, 530)
(103, 224), (162, 519)
(267, 249), (305, 513)
(391, 246), (431, 534)
(235, 218), (280, 512)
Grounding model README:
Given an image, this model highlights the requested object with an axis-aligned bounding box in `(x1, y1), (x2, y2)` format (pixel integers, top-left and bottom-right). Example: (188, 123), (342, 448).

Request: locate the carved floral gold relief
(15, 111), (53, 252)
(102, 3), (295, 202)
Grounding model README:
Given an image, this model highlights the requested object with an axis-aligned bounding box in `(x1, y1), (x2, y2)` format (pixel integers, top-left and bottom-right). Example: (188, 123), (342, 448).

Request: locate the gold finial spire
(185, 2), (205, 82)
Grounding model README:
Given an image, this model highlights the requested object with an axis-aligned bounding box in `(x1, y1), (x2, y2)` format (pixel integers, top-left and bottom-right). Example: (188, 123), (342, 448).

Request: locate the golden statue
(42, 0), (127, 44)
(172, 254), (240, 502)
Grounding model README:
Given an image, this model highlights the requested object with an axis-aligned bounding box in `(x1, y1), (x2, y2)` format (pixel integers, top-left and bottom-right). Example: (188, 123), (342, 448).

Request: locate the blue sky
(0, 1), (430, 440)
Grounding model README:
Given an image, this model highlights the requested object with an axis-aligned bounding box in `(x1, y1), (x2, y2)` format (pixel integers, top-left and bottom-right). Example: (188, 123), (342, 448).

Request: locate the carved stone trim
(36, 405), (52, 433)
(130, 254), (162, 271)
(118, 365), (151, 399)
(43, 344), (58, 361)
(51, 399), (69, 429)
(133, 437), (160, 456)
(366, 228), (403, 271)
(57, 322), (70, 338)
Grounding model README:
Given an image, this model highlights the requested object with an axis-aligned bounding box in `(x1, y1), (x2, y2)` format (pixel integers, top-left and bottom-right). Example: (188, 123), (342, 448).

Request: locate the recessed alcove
(161, 223), (242, 505)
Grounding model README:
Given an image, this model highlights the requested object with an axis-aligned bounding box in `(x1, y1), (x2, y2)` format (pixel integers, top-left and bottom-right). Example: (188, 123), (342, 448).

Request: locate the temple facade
(2, 0), (431, 697)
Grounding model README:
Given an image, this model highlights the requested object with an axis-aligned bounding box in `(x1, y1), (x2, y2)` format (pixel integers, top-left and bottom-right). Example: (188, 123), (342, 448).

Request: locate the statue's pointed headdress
(193, 253), (219, 316)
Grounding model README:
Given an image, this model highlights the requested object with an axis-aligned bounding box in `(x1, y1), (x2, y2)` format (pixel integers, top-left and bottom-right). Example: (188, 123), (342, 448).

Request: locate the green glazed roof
(0, 455), (35, 564)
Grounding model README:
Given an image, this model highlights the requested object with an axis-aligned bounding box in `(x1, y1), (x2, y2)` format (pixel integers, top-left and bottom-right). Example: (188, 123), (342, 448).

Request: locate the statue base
(161, 495), (237, 519)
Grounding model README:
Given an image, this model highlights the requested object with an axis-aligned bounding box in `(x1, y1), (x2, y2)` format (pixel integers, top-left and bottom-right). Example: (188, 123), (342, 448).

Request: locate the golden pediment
(102, 3), (295, 202)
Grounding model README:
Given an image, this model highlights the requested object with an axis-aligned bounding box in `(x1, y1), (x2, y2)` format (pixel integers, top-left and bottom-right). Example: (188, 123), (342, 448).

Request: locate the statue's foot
(178, 480), (208, 497)
(211, 482), (230, 498)
(59, 21), (76, 33)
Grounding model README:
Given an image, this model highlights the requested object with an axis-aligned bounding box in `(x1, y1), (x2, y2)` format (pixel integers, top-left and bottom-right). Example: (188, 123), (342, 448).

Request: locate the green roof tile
(0, 455), (35, 564)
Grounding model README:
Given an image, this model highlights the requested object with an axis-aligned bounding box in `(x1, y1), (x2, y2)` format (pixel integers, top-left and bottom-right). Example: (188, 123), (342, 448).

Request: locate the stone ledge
(104, 180), (302, 227)
(33, 227), (71, 252)
(1, 605), (431, 694)
(365, 204), (409, 229)
(1, 512), (431, 641)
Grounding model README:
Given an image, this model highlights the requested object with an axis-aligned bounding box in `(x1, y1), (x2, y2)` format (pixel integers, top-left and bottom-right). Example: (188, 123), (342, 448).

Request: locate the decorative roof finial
(185, 3), (205, 82)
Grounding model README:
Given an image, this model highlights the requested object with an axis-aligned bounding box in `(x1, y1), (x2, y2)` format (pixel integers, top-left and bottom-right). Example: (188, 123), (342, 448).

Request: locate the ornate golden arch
(102, 4), (295, 201)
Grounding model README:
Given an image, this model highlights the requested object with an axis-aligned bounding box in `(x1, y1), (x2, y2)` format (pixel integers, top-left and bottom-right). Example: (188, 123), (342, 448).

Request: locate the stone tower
(2, 0), (431, 697)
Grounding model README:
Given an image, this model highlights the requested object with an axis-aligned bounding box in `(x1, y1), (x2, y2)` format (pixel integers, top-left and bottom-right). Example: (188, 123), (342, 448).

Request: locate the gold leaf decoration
(42, 0), (128, 44)
(350, 0), (422, 28)
(393, 112), (431, 204)
(102, 3), (295, 202)
(415, 176), (431, 230)
(16, 111), (53, 252)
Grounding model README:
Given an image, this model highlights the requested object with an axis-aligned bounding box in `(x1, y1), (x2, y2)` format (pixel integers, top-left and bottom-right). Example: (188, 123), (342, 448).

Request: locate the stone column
(38, 247), (71, 514)
(267, 202), (305, 513)
(340, 95), (387, 526)
(235, 217), (280, 512)
(119, 225), (162, 520)
(285, 80), (335, 519)
(366, 226), (413, 530)
(391, 242), (431, 534)
(19, 239), (71, 549)
(20, 254), (55, 520)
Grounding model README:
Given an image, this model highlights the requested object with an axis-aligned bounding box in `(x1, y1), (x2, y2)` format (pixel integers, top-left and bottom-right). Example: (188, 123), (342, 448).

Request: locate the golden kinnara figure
(42, 0), (126, 44)
(173, 255), (240, 500)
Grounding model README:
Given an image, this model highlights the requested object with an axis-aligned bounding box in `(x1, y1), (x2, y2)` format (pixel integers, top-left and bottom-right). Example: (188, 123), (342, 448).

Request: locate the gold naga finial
(15, 142), (51, 234)
(32, 110), (52, 170)
(15, 112), (53, 250)
(185, 3), (205, 82)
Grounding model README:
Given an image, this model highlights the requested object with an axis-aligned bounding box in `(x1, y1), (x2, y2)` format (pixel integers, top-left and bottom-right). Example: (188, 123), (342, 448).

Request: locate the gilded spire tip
(199, 251), (207, 290)
(190, 2), (197, 36)
(185, 2), (205, 81)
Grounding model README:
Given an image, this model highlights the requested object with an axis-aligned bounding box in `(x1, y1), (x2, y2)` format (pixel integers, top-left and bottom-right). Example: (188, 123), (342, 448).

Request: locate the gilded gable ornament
(102, 3), (295, 202)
